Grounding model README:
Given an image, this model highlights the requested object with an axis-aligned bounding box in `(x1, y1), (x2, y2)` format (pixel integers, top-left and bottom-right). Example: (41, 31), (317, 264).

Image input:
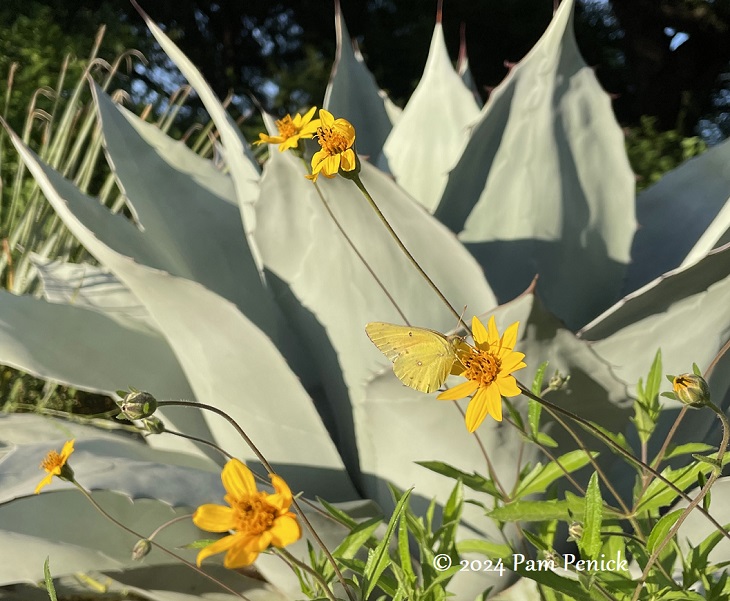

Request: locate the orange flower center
(315, 125), (350, 156)
(232, 493), (277, 535)
(40, 451), (64, 472)
(276, 115), (298, 139)
(462, 349), (500, 387)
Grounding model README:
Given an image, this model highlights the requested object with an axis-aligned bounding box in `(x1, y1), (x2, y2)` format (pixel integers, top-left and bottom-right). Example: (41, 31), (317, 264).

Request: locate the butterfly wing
(365, 322), (458, 393)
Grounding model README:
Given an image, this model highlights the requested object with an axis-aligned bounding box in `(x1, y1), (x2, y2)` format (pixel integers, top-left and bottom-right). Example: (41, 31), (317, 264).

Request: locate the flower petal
(437, 379), (479, 401)
(193, 504), (236, 532)
(500, 351), (526, 373)
(318, 109), (334, 127)
(300, 106), (317, 125)
(471, 316), (489, 345)
(340, 149), (357, 172)
(223, 535), (263, 568)
(267, 475), (293, 511)
(269, 514), (302, 547)
(321, 154), (341, 177)
(222, 458), (256, 499)
(196, 533), (237, 566)
(500, 321), (520, 352)
(465, 386), (490, 432)
(486, 384), (503, 421)
(487, 316), (500, 345)
(60, 440), (75, 462)
(34, 473), (54, 494)
(496, 374), (521, 398)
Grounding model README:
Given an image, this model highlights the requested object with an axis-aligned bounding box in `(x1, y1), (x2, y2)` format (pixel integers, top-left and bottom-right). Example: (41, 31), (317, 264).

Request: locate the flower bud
(549, 371), (570, 391)
(132, 538), (152, 560)
(567, 521), (583, 541)
(672, 374), (710, 408)
(117, 390), (158, 420)
(142, 416), (165, 434)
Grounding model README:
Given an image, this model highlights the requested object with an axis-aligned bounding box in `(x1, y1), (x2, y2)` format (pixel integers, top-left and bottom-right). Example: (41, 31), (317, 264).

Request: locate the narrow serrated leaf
(363, 488), (412, 597)
(580, 472), (603, 559)
(647, 509), (684, 554)
(514, 450), (598, 499)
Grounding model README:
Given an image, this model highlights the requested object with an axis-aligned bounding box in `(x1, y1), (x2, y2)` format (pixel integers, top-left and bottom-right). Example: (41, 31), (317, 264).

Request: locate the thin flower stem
(146, 513), (193, 541)
(163, 428), (234, 460)
(306, 166), (409, 325)
(70, 482), (250, 600)
(351, 174), (470, 335)
(275, 548), (338, 601)
(638, 406), (688, 496)
(451, 401), (508, 498)
(631, 401), (730, 601)
(517, 383), (730, 544)
(156, 400), (356, 601)
(540, 403), (640, 534)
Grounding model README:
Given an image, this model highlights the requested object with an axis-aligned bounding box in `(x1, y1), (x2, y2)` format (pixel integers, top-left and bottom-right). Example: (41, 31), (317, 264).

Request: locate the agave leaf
(5, 129), (356, 499)
(624, 138), (730, 295)
(378, 21), (480, 212)
(255, 147), (495, 478)
(435, 0), (635, 330)
(92, 86), (314, 373)
(361, 291), (629, 541)
(0, 288), (192, 399)
(31, 255), (158, 333)
(0, 491), (201, 586)
(323, 5), (394, 160)
(0, 414), (220, 505)
(580, 244), (730, 390)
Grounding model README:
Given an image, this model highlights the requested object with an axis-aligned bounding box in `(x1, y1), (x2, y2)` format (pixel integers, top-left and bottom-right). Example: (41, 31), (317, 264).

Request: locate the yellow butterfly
(365, 322), (462, 393)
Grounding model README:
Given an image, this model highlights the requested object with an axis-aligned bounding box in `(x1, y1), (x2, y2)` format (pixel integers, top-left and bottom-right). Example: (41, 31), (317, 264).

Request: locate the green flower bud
(132, 538), (152, 560)
(567, 521), (583, 541)
(672, 374), (710, 408)
(142, 416), (165, 434)
(117, 390), (158, 420)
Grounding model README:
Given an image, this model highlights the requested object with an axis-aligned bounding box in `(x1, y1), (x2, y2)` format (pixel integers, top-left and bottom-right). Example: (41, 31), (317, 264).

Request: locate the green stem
(352, 174), (468, 333)
(517, 383), (730, 544)
(308, 167), (409, 325)
(70, 482), (249, 600)
(156, 400), (356, 601)
(630, 400), (730, 601)
(275, 548), (338, 601)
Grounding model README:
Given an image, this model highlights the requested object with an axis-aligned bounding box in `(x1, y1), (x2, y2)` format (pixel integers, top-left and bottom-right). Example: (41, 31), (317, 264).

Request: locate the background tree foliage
(1, 0), (727, 172)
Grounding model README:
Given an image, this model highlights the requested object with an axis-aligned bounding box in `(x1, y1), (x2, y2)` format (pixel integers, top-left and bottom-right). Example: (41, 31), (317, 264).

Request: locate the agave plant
(0, 0), (729, 599)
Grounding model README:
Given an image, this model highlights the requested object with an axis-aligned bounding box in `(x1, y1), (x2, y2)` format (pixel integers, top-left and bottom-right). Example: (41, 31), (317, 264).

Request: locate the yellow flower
(35, 440), (75, 494)
(307, 109), (357, 182)
(254, 106), (320, 152)
(193, 459), (301, 568)
(437, 316), (526, 431)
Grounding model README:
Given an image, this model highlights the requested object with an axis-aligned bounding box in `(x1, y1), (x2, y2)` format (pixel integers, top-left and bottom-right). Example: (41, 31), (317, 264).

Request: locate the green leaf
(636, 455), (730, 514)
(363, 488), (412, 598)
(580, 472), (603, 559)
(514, 450), (598, 499)
(632, 349), (662, 444)
(437, 480), (463, 551)
(456, 539), (512, 557)
(489, 500), (573, 522)
(647, 509), (684, 554)
(334, 518), (382, 561)
(396, 518), (416, 587)
(43, 557), (57, 601)
(417, 461), (500, 496)
(663, 443), (715, 461)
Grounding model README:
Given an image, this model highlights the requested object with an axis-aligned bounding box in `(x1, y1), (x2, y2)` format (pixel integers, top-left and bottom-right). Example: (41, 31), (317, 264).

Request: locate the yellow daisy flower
(193, 459), (301, 568)
(307, 109), (357, 182)
(438, 316), (526, 431)
(254, 106), (320, 152)
(35, 440), (75, 494)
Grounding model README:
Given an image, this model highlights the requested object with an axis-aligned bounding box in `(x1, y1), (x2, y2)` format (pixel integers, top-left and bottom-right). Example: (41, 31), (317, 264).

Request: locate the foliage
(626, 116), (708, 191)
(0, 0), (729, 599)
